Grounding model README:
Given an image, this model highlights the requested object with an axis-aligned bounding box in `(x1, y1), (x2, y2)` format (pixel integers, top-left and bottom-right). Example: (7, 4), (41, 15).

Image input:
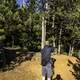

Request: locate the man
(41, 41), (53, 80)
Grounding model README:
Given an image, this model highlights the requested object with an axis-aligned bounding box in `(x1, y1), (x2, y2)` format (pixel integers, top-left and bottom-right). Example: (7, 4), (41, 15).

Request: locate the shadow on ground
(51, 58), (63, 80)
(68, 57), (80, 80)
(53, 74), (63, 80)
(0, 47), (35, 72)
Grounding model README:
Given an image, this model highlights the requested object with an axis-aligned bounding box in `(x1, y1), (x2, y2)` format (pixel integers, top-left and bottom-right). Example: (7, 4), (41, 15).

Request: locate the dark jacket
(41, 45), (53, 66)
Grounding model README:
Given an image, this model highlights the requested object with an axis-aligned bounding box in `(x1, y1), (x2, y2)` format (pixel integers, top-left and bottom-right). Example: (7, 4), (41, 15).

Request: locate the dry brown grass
(53, 55), (78, 80)
(0, 54), (78, 80)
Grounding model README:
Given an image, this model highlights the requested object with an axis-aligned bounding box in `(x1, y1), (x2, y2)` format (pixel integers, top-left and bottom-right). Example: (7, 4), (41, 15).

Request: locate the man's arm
(50, 46), (54, 52)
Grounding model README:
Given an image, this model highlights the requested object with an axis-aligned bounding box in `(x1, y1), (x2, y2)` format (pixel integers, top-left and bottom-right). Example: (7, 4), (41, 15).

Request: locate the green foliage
(72, 52), (79, 57)
(0, 0), (80, 52)
(46, 0), (80, 53)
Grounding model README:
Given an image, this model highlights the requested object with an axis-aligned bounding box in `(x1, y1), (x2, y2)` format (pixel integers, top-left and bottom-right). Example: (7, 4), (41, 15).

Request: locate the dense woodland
(0, 0), (80, 56)
(0, 1), (80, 80)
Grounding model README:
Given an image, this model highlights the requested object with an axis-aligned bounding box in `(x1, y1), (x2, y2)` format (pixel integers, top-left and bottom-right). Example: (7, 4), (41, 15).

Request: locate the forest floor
(0, 54), (79, 80)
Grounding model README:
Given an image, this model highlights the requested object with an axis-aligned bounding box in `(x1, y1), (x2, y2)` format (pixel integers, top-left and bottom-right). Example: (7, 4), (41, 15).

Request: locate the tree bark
(41, 0), (49, 49)
(69, 45), (71, 56)
(71, 46), (74, 56)
(52, 36), (57, 54)
(52, 36), (56, 47)
(52, 15), (55, 28)
(58, 28), (62, 54)
(69, 45), (74, 56)
(52, 15), (57, 54)
(41, 16), (46, 49)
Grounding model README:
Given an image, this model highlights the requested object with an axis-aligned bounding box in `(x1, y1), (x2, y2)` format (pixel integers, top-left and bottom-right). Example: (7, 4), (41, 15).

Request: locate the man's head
(45, 41), (49, 45)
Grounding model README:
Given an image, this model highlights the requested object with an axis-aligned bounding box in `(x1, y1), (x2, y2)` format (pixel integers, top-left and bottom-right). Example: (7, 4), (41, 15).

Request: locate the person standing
(41, 41), (53, 80)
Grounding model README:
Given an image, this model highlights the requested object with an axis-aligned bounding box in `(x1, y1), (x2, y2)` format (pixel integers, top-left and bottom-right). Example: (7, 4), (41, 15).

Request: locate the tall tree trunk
(41, 16), (46, 49)
(69, 45), (71, 56)
(52, 15), (57, 54)
(41, 0), (48, 49)
(58, 28), (62, 54)
(69, 45), (74, 56)
(58, 44), (61, 54)
(52, 15), (55, 28)
(52, 15), (55, 47)
(52, 36), (57, 54)
(71, 46), (74, 56)
(52, 36), (56, 47)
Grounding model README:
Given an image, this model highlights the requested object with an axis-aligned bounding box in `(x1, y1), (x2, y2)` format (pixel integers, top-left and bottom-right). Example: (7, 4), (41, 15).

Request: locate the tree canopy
(0, 0), (80, 53)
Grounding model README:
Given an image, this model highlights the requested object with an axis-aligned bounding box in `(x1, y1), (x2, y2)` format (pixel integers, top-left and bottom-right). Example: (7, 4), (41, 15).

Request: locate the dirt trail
(0, 54), (78, 80)
(53, 55), (77, 80)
